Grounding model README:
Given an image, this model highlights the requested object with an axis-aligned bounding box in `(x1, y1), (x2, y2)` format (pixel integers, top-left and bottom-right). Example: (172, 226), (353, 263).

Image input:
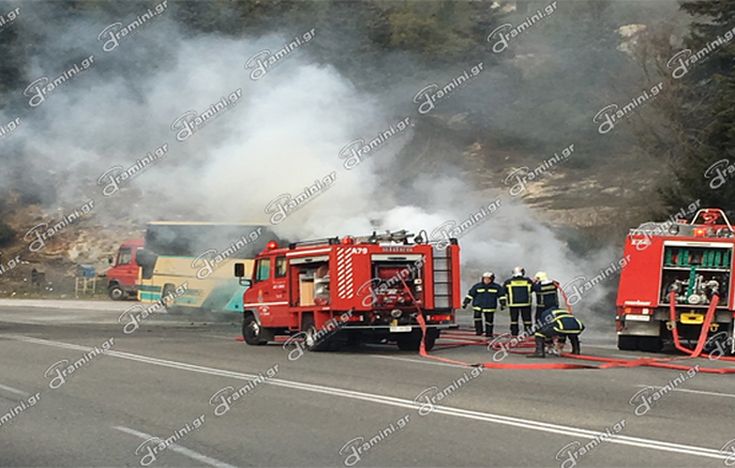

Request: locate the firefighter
(462, 272), (505, 337)
(532, 271), (560, 323)
(503, 266), (534, 336)
(527, 308), (585, 358)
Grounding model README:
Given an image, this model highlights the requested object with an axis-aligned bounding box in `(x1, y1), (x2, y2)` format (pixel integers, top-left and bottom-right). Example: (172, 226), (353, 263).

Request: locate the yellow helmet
(534, 271), (549, 282)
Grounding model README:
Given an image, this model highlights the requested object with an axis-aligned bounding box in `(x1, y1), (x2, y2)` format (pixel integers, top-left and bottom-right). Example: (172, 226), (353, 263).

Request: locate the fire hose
(668, 291), (735, 362)
(400, 277), (735, 374)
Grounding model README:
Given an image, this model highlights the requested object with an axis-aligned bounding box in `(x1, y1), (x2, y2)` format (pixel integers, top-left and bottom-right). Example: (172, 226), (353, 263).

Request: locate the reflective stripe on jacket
(503, 277), (533, 307)
(466, 282), (505, 312)
(537, 308), (585, 335)
(533, 281), (560, 310)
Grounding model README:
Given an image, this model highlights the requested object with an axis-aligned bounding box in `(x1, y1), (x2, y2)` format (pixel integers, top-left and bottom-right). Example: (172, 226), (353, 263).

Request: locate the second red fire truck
(616, 208), (735, 354)
(234, 230), (461, 351)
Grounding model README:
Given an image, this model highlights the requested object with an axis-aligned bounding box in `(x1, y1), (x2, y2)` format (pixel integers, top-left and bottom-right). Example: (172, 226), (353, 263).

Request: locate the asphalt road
(1, 301), (734, 467)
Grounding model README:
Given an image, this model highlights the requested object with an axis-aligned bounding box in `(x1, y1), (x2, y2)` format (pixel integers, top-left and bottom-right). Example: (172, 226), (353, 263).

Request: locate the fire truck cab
(105, 239), (144, 300)
(234, 230), (461, 351)
(616, 208), (735, 354)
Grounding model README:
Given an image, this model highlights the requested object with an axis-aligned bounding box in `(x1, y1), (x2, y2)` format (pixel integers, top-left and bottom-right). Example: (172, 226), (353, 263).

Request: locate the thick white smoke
(5, 12), (618, 332)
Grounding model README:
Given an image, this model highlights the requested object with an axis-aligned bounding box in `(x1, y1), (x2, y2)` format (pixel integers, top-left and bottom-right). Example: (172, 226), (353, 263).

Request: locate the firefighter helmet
(512, 266), (525, 277)
(535, 271), (549, 282)
(482, 272), (495, 280)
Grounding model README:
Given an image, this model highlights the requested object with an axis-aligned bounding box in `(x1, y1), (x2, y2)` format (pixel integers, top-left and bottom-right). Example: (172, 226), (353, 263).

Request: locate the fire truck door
(248, 257), (279, 325)
(272, 256), (288, 304)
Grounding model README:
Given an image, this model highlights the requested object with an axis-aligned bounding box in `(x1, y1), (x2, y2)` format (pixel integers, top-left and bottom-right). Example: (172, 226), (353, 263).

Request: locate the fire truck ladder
(432, 244), (453, 309)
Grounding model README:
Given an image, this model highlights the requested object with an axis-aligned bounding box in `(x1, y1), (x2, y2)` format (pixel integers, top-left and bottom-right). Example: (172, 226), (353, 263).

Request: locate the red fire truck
(616, 208), (735, 354)
(233, 230), (461, 351)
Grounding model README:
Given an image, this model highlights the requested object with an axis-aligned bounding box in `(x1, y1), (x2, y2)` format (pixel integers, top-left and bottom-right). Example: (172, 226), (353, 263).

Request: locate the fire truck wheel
(108, 284), (125, 301)
(242, 313), (268, 346)
(301, 315), (327, 351)
(617, 335), (639, 351)
(638, 336), (663, 353)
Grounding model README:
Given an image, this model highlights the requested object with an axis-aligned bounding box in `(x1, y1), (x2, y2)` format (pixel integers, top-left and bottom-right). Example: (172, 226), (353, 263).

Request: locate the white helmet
(512, 266), (525, 277)
(482, 271), (495, 280)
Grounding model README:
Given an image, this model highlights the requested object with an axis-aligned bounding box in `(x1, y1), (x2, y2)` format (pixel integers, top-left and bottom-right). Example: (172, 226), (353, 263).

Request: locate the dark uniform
(503, 276), (534, 336)
(463, 282), (505, 337)
(529, 308), (585, 357)
(532, 281), (560, 323)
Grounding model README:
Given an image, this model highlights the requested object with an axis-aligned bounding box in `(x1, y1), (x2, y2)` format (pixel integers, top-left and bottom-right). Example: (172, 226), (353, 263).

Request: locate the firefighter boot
(526, 336), (546, 358)
(570, 335), (581, 355)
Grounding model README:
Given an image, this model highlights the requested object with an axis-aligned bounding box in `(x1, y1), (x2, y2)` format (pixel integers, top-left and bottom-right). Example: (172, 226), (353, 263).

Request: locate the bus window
(255, 258), (271, 282)
(275, 256), (287, 278)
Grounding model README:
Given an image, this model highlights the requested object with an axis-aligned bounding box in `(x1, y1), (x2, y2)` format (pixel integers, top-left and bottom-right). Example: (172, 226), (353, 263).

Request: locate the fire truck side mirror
(234, 263), (252, 287)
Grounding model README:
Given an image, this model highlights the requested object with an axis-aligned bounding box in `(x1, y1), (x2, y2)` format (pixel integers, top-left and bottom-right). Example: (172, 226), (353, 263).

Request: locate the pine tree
(661, 1), (735, 211)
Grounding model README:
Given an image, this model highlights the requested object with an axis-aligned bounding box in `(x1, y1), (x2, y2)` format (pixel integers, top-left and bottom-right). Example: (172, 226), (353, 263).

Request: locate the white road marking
(636, 384), (735, 399)
(113, 425), (237, 468)
(0, 383), (29, 397)
(366, 354), (466, 369)
(200, 334), (233, 341)
(7, 334), (731, 462)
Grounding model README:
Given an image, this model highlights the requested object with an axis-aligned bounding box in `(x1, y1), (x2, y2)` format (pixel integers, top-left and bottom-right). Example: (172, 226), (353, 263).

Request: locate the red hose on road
(405, 277), (735, 374)
(562, 293), (735, 374)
